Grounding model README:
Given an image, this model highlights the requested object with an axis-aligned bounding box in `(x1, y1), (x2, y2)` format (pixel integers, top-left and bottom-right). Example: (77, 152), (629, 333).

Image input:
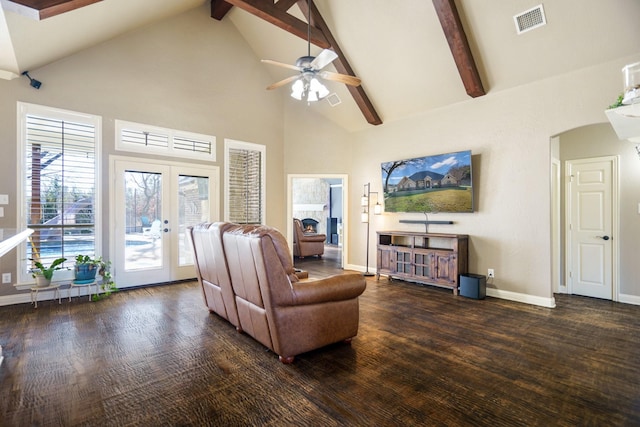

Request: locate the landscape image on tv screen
(381, 150), (473, 213)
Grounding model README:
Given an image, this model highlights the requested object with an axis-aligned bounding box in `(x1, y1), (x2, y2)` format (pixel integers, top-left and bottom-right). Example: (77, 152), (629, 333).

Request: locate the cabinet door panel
(434, 252), (456, 284)
(413, 251), (431, 279)
(396, 249), (412, 275)
(378, 248), (392, 272)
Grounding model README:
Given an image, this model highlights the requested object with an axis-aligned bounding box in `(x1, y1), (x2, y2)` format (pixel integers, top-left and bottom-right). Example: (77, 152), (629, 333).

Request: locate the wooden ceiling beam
(432, 0), (485, 98)
(212, 0), (305, 20)
(3, 0), (102, 20)
(214, 0), (329, 48)
(299, 0), (382, 125)
(211, 0), (233, 20)
(275, 0), (298, 12)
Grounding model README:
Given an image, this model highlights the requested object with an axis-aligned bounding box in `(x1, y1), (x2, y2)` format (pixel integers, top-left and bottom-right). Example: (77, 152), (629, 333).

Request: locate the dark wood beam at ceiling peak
(211, 0), (234, 20)
(212, 0), (329, 47)
(298, 0), (381, 125)
(432, 0), (485, 98)
(275, 0), (298, 12)
(210, 0), (382, 126)
(6, 0), (102, 20)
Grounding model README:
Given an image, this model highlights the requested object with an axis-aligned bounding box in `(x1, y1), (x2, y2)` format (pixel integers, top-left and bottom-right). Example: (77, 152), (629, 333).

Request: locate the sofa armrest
(288, 271), (366, 306)
(300, 233), (326, 242)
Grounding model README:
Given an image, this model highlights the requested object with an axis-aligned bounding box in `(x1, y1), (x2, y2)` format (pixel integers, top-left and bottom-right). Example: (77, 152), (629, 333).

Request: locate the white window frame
(115, 119), (216, 162)
(16, 102), (102, 286)
(224, 139), (266, 225)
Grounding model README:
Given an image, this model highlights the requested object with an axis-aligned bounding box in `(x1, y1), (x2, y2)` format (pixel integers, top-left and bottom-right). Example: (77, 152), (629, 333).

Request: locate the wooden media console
(376, 231), (469, 295)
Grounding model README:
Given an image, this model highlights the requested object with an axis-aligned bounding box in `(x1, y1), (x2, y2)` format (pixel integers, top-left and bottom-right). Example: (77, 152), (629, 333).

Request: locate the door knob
(596, 235), (610, 240)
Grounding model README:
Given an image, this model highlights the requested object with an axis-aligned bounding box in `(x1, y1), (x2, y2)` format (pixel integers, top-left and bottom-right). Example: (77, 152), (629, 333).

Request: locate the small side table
(30, 283), (62, 308)
(69, 279), (100, 302)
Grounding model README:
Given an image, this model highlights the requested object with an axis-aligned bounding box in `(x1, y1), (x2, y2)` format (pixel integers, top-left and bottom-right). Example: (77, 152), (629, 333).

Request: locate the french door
(112, 158), (218, 287)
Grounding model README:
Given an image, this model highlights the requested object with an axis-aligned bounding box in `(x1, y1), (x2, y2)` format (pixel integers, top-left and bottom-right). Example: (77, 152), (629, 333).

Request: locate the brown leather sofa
(189, 222), (366, 363)
(189, 222), (241, 328)
(293, 218), (326, 257)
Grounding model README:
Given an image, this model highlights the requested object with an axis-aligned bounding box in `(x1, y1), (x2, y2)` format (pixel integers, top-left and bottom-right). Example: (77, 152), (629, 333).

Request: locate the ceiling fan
(261, 0), (361, 102)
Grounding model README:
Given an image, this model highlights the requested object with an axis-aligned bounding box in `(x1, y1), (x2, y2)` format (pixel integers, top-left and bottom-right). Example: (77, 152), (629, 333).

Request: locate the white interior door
(566, 157), (617, 300)
(112, 158), (218, 288)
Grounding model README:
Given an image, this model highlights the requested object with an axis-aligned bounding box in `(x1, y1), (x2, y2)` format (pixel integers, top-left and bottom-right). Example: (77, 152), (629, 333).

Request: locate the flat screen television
(381, 150), (473, 213)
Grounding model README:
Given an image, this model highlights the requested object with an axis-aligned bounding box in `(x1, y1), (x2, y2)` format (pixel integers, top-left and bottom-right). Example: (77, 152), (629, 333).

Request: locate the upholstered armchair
(293, 218), (326, 257)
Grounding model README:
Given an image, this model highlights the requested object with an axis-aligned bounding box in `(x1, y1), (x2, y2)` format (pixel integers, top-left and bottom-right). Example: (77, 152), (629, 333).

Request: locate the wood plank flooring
(1, 251), (639, 426)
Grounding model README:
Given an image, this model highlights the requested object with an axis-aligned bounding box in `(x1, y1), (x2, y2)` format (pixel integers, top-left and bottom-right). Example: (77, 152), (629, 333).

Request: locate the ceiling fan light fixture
(310, 77), (330, 99)
(307, 90), (319, 102)
(291, 79), (304, 100)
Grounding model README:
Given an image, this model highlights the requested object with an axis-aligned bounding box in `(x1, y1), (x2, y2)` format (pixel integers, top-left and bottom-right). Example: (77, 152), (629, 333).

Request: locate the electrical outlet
(2, 273), (10, 284)
(487, 268), (495, 278)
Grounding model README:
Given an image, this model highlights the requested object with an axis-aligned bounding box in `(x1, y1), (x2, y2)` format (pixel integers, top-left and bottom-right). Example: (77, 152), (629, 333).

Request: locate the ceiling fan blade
(310, 49), (338, 70)
(261, 59), (301, 72)
(319, 71), (361, 87)
(266, 75), (300, 90)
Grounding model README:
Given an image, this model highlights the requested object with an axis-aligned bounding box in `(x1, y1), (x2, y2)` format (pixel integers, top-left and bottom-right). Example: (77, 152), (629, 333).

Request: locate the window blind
(227, 148), (262, 224)
(25, 114), (97, 269)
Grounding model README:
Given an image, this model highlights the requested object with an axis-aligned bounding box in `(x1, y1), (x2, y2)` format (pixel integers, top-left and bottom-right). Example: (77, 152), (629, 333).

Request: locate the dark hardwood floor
(1, 249), (639, 426)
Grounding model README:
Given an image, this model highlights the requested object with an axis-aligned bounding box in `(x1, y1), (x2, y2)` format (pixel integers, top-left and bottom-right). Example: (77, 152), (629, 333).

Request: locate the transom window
(115, 120), (216, 161)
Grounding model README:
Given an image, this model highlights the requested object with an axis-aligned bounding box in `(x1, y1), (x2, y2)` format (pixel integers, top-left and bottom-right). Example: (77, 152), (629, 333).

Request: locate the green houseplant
(74, 255), (117, 300)
(31, 257), (67, 288)
(74, 254), (100, 282)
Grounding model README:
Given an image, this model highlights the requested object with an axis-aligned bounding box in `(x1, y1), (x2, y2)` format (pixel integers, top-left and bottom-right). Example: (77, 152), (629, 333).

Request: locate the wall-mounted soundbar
(399, 220), (453, 225)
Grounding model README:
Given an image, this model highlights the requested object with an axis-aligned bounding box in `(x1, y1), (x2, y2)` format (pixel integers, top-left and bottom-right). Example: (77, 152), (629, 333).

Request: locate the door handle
(164, 228), (170, 233)
(596, 235), (610, 241)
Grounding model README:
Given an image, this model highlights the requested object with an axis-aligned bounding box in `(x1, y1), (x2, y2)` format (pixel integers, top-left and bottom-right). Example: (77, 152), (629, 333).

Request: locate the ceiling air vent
(514, 5), (546, 34)
(326, 93), (342, 107)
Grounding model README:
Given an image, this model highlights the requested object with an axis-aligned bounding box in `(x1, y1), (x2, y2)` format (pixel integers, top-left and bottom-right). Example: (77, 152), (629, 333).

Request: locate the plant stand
(30, 283), (62, 308)
(68, 279), (100, 302)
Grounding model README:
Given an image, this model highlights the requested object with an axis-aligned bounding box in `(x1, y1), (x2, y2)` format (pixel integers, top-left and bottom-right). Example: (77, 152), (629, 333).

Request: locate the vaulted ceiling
(1, 0), (639, 131)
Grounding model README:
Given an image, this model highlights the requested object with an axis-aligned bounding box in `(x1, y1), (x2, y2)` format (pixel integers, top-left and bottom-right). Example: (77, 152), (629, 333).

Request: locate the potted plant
(74, 254), (100, 282)
(30, 257), (67, 288)
(74, 255), (117, 300)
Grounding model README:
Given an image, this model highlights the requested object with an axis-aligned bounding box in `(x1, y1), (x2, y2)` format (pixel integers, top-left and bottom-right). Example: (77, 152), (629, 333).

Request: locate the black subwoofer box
(459, 274), (486, 299)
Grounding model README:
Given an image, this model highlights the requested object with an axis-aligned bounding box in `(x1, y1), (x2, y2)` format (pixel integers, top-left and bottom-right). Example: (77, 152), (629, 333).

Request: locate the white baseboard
(354, 263), (557, 308)
(1, 273), (635, 309)
(0, 286), (96, 307)
(345, 263), (367, 274)
(0, 293), (31, 306)
(619, 293), (640, 306)
(486, 287), (556, 308)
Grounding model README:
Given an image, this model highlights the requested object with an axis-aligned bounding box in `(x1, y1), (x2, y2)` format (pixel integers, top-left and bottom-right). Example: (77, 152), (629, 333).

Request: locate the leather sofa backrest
(223, 225), (273, 349)
(189, 222), (240, 327)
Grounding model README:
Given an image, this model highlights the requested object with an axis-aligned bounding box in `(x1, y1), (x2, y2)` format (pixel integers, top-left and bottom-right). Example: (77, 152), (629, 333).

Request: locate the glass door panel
(124, 171), (163, 271)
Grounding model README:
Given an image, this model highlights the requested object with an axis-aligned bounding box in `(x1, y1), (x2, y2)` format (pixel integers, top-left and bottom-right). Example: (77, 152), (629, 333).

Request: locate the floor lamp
(361, 182), (381, 276)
